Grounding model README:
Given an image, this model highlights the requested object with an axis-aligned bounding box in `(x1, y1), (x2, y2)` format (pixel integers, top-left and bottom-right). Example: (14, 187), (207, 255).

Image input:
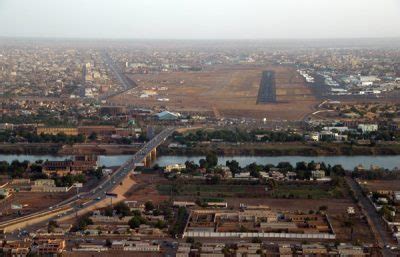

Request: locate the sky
(0, 0), (399, 39)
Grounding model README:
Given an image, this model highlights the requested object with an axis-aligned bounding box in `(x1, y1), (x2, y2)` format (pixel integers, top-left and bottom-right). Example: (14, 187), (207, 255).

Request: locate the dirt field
(225, 197), (373, 243)
(360, 180), (400, 192)
(110, 65), (318, 120)
(164, 183), (374, 243)
(123, 173), (169, 204)
(0, 192), (72, 222)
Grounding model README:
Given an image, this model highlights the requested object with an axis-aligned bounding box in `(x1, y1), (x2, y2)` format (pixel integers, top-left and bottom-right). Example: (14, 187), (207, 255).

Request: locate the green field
(271, 184), (344, 199)
(157, 184), (267, 198)
(157, 180), (346, 199)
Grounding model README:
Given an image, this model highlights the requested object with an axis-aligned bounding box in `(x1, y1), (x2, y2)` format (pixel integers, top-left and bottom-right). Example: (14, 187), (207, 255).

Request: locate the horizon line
(1, 36), (400, 41)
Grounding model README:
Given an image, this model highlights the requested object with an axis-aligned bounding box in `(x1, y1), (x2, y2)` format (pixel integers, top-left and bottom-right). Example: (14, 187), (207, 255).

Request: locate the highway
(0, 127), (175, 234)
(100, 51), (137, 100)
(345, 176), (396, 257)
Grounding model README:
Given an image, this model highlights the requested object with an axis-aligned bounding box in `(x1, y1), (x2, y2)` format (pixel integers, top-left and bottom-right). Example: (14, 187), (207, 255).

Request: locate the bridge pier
(150, 148), (157, 160)
(143, 148), (157, 168)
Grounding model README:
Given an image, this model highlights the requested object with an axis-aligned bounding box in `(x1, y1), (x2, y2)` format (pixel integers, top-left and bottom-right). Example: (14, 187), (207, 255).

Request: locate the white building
(165, 163), (186, 172)
(358, 124), (378, 133)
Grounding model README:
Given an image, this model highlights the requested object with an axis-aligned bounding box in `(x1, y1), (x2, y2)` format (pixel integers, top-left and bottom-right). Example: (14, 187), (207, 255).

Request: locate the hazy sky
(0, 0), (399, 39)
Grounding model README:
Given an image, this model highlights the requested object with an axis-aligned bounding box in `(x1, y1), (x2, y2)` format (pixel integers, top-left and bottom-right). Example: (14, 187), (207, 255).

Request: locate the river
(0, 154), (399, 170)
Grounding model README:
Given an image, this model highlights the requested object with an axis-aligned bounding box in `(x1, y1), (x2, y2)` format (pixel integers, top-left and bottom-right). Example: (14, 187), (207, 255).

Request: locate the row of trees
(174, 129), (304, 144)
(180, 152), (345, 180)
(0, 130), (86, 144)
(0, 160), (104, 186)
(0, 160), (43, 178)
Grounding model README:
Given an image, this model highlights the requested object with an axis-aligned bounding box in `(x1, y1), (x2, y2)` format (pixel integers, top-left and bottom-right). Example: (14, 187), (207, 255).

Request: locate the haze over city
(1, 1), (400, 256)
(0, 0), (400, 39)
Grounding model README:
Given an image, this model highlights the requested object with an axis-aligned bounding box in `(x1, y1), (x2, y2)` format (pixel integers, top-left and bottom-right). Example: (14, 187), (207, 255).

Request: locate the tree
(114, 202), (131, 217)
(199, 159), (208, 169)
(128, 216), (142, 229)
(226, 160), (240, 176)
(145, 201), (155, 212)
(205, 152), (218, 168)
(75, 216), (93, 231)
(267, 179), (278, 190)
(319, 205), (328, 212)
(88, 132), (97, 141)
(296, 162), (308, 171)
(48, 220), (59, 233)
(332, 165), (345, 176)
(248, 162), (262, 177)
(89, 167), (104, 180)
(186, 237), (195, 244)
(104, 207), (113, 217)
(155, 220), (167, 229)
(277, 162), (294, 172)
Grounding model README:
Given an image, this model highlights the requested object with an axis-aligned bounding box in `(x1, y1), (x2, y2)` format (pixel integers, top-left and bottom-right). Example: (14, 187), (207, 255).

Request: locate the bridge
(0, 127), (176, 234)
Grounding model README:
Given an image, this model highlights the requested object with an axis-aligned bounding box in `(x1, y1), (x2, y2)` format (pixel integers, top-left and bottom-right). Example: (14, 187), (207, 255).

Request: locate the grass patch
(271, 183), (344, 199)
(157, 184), (266, 198)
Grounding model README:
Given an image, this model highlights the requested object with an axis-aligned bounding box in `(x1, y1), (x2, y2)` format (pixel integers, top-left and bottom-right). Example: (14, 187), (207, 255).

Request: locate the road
(100, 51), (137, 100)
(56, 127), (175, 216)
(0, 127), (175, 235)
(345, 176), (396, 257)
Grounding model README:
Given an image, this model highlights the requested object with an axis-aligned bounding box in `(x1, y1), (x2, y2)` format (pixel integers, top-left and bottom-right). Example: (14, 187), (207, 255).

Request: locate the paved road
(0, 127), (175, 235)
(100, 51), (137, 100)
(56, 127), (175, 215)
(345, 176), (396, 257)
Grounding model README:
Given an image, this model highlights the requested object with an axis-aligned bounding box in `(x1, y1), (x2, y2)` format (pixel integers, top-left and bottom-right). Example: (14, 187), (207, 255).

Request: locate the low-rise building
(35, 239), (66, 256)
(36, 127), (79, 136)
(42, 155), (97, 176)
(165, 163), (186, 172)
(311, 170), (326, 179)
(358, 124), (378, 133)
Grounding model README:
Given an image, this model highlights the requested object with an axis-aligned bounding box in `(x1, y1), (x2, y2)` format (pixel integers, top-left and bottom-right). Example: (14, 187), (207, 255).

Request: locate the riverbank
(159, 142), (400, 157)
(0, 143), (140, 155)
(1, 142), (400, 157)
(0, 143), (62, 155)
(1, 154), (399, 170)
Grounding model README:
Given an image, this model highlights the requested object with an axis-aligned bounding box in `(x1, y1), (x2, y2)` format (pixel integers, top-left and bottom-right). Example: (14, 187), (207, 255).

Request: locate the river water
(0, 154), (399, 170)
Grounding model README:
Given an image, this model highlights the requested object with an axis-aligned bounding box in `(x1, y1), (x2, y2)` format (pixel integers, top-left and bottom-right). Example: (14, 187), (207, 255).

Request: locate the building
(156, 111), (181, 121)
(358, 124), (378, 133)
(302, 244), (328, 255)
(42, 155), (97, 176)
(173, 201), (196, 208)
(33, 179), (55, 187)
(36, 239), (66, 256)
(30, 179), (71, 193)
(0, 188), (9, 198)
(100, 106), (127, 116)
(0, 240), (32, 257)
(77, 126), (116, 137)
(311, 170), (326, 179)
(36, 127), (79, 136)
(184, 208), (334, 239)
(165, 163), (186, 172)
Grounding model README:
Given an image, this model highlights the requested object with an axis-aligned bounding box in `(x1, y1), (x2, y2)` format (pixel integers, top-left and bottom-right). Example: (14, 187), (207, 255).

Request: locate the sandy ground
(359, 180), (400, 192)
(172, 192), (374, 243)
(123, 173), (169, 204)
(58, 173), (138, 222)
(0, 192), (72, 222)
(110, 65), (318, 120)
